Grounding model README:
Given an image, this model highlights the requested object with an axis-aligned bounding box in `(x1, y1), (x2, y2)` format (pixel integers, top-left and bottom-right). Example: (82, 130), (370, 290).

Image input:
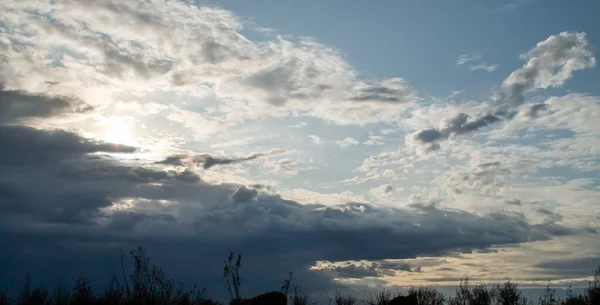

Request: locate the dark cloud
(505, 199), (523, 206)
(522, 103), (548, 118)
(382, 185), (394, 194)
(157, 149), (287, 169)
(155, 154), (187, 166)
(376, 261), (414, 272)
(230, 186), (259, 203)
(0, 119), (574, 296)
(409, 113), (501, 147)
(318, 260), (422, 279)
(0, 125), (136, 165)
(437, 267), (457, 272)
(349, 78), (416, 103)
(474, 248), (499, 254)
(536, 207), (563, 222)
(0, 87), (93, 123)
(0, 32), (588, 295)
(534, 257), (600, 277)
(326, 263), (380, 279)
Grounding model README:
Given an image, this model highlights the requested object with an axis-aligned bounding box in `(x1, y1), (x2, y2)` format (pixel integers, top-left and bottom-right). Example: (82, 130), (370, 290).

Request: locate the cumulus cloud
(501, 32), (595, 104)
(409, 32), (595, 151)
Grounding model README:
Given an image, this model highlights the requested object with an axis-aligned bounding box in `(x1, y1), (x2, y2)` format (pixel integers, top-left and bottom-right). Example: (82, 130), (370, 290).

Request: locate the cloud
(0, 80), (580, 296)
(0, 87), (93, 123)
(314, 259), (426, 280)
(318, 263), (380, 278)
(437, 159), (538, 196)
(0, 0), (598, 297)
(369, 184), (397, 199)
(456, 53), (482, 65)
(496, 0), (533, 12)
(229, 186), (259, 203)
(409, 32), (595, 151)
(534, 257), (600, 277)
(0, 125), (137, 166)
(457, 53), (497, 72)
(264, 158), (300, 175)
(0, 0), (420, 127)
(469, 63), (498, 72)
(199, 151), (285, 169)
(348, 78), (418, 103)
(157, 149), (287, 169)
(407, 113), (501, 151)
(502, 32), (595, 102)
(505, 199), (524, 206)
(0, 122), (573, 293)
(336, 137), (360, 148)
(309, 135), (322, 144)
(363, 135), (385, 146)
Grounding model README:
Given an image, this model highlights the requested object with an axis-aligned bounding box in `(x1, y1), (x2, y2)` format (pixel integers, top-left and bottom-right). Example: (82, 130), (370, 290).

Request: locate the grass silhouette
(1, 247), (598, 305)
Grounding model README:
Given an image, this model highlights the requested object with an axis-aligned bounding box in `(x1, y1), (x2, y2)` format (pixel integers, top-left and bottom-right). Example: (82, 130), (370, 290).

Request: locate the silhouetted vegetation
(1, 247), (598, 305)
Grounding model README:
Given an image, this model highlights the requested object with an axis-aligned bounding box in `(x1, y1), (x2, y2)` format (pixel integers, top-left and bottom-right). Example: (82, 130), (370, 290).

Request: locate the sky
(0, 0), (599, 301)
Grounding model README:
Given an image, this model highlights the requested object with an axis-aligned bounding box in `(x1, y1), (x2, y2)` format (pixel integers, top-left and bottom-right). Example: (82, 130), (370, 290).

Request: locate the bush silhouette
(1, 247), (599, 305)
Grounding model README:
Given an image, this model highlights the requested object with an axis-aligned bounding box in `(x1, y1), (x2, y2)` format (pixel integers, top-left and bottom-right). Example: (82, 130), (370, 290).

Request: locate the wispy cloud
(336, 137), (360, 148)
(469, 63), (498, 72)
(456, 53), (498, 72)
(497, 0), (534, 12)
(456, 53), (482, 65)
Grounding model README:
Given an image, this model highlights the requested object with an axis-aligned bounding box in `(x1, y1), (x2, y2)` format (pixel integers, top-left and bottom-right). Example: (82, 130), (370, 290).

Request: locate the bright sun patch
(102, 119), (135, 145)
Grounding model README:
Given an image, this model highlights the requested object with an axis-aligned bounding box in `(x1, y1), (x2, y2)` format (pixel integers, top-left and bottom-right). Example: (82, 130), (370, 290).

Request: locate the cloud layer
(0, 0), (599, 298)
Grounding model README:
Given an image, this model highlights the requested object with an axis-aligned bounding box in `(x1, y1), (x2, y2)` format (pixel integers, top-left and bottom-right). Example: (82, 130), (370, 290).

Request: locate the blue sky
(0, 0), (599, 301)
(208, 0), (600, 98)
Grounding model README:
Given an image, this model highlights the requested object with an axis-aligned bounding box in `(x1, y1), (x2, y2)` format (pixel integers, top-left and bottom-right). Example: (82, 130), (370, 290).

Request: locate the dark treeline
(1, 247), (599, 305)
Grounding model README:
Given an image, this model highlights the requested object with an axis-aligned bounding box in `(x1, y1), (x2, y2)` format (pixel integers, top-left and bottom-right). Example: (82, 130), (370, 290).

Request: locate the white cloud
(408, 32), (595, 151)
(0, 0), (420, 134)
(336, 137), (360, 148)
(457, 53), (497, 73)
(456, 53), (482, 65)
(503, 32), (595, 90)
(264, 158), (300, 175)
(469, 63), (498, 72)
(370, 184), (401, 199)
(363, 135), (385, 146)
(309, 135), (323, 144)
